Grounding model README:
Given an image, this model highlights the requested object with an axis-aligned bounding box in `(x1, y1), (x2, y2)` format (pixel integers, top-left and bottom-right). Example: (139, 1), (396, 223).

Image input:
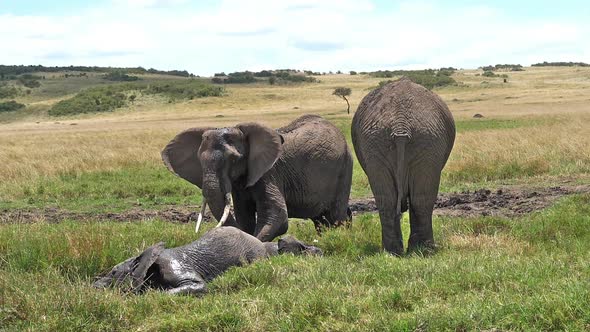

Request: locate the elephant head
(162, 123), (283, 232)
(278, 236), (324, 256)
(93, 242), (164, 293)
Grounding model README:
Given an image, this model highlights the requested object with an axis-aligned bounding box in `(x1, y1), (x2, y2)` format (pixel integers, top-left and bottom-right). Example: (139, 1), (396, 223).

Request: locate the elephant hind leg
(325, 157), (353, 228)
(365, 161), (404, 255)
(407, 171), (440, 253)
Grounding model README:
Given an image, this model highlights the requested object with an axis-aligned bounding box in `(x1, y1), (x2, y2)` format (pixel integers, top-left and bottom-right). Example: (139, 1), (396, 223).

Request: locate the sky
(1, 0), (589, 76)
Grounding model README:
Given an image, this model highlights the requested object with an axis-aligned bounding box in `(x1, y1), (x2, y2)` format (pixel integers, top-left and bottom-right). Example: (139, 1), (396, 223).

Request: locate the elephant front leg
(232, 190), (256, 235)
(252, 182), (289, 242)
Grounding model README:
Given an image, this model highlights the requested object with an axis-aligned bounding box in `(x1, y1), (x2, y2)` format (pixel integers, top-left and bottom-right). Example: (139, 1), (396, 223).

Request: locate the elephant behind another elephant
(352, 77), (456, 255)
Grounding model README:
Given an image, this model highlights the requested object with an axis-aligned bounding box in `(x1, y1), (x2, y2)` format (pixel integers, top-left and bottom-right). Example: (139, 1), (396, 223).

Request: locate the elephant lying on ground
(352, 77), (455, 255)
(162, 114), (353, 241)
(93, 227), (322, 296)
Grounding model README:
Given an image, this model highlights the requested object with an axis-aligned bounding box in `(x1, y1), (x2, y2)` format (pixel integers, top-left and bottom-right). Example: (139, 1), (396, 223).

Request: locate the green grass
(2, 116), (587, 213)
(455, 117), (545, 132)
(1, 194), (589, 330)
(0, 165), (200, 212)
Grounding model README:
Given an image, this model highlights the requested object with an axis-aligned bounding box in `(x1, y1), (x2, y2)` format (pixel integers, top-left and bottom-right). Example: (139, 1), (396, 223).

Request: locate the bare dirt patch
(1, 185), (589, 224)
(349, 184), (590, 218)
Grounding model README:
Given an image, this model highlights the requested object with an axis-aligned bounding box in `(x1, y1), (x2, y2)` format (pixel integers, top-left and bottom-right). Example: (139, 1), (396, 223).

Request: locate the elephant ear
(131, 242), (165, 292)
(237, 123), (283, 187)
(161, 127), (213, 188)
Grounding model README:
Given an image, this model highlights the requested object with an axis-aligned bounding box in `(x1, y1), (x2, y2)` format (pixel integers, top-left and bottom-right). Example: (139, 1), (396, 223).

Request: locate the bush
(17, 75), (41, 88)
(0, 64), (193, 77)
(0, 100), (26, 112)
(225, 72), (257, 84)
(144, 80), (225, 100)
(48, 86), (128, 116)
(212, 70), (317, 85)
(0, 83), (19, 98)
(482, 71), (497, 77)
(369, 69), (456, 90)
(532, 61), (589, 67)
(349, 71), (357, 75)
(481, 64), (523, 72)
(103, 71), (140, 81)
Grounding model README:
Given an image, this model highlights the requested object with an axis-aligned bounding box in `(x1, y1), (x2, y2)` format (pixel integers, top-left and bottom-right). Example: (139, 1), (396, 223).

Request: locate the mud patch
(1, 185), (589, 224)
(350, 185), (590, 218)
(0, 207), (210, 224)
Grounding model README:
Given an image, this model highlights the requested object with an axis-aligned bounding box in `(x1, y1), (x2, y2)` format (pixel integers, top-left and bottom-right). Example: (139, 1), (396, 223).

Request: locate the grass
(1, 66), (590, 330)
(1, 194), (589, 330)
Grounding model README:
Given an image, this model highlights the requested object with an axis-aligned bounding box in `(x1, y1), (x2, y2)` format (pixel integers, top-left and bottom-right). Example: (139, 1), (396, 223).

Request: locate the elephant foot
(383, 242), (404, 256)
(407, 240), (437, 256)
(166, 282), (207, 296)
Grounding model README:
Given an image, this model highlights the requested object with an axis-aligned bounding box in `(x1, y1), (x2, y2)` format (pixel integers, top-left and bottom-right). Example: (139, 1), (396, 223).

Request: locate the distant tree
(349, 71), (357, 75)
(268, 76), (276, 85)
(333, 87), (352, 114)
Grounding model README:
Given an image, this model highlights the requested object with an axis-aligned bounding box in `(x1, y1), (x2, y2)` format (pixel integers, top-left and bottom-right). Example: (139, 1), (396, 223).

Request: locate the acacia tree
(333, 87), (351, 114)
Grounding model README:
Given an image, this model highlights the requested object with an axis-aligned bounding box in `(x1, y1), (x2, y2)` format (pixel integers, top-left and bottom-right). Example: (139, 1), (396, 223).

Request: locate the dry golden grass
(1, 67), (589, 189)
(447, 233), (532, 255)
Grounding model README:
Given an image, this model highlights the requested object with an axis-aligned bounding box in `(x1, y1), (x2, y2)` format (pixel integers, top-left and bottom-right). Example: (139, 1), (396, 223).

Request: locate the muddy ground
(1, 185), (589, 224)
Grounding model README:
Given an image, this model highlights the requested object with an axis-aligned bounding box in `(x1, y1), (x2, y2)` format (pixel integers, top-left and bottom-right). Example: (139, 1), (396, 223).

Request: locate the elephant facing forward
(352, 78), (455, 255)
(162, 114), (353, 241)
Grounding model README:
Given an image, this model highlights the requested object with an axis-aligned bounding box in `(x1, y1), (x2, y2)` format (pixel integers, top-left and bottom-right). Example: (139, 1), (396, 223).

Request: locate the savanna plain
(1, 66), (590, 331)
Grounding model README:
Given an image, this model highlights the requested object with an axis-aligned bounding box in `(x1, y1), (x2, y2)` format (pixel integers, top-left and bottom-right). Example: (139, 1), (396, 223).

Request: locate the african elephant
(162, 114), (353, 241)
(351, 77), (455, 255)
(93, 226), (322, 296)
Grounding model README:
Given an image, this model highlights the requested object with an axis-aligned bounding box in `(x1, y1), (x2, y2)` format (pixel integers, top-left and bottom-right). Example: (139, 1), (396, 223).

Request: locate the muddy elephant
(351, 77), (455, 255)
(162, 114), (353, 241)
(93, 227), (322, 296)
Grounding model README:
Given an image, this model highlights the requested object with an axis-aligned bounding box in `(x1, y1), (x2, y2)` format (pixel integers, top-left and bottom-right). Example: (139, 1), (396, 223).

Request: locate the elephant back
(277, 114), (350, 162)
(174, 226), (268, 281)
(352, 77), (455, 166)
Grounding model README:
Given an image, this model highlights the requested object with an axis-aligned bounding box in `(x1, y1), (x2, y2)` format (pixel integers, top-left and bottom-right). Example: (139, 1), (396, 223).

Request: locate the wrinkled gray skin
(162, 114), (353, 241)
(351, 78), (455, 255)
(93, 227), (323, 296)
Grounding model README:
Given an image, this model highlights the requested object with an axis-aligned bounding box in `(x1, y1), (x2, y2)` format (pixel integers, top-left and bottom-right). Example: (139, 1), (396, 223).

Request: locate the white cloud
(0, 0), (588, 75)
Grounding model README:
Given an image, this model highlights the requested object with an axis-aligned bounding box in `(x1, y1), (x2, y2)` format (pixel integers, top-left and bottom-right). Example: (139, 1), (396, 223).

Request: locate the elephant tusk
(216, 193), (233, 228)
(195, 198), (207, 233)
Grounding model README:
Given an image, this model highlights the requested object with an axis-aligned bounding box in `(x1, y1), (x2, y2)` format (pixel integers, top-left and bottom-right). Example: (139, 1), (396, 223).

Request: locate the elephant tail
(394, 134), (409, 218)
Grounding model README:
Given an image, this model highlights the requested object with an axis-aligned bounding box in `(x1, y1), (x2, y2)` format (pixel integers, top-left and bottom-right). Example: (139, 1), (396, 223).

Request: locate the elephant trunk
(201, 168), (234, 228)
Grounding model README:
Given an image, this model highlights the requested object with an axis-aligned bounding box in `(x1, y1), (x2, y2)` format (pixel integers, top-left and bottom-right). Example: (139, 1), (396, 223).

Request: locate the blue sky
(1, 0), (589, 75)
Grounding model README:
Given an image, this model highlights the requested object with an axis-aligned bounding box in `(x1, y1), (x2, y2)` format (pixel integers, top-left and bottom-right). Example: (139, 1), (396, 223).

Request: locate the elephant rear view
(351, 77), (455, 255)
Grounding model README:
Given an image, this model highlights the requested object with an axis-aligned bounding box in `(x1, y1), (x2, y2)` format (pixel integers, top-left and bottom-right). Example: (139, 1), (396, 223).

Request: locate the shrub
(0, 100), (26, 112)
(225, 72), (257, 84)
(144, 80), (225, 100)
(349, 71), (357, 75)
(482, 71), (497, 77)
(481, 64), (523, 72)
(0, 83), (19, 98)
(103, 71), (140, 81)
(369, 69), (456, 90)
(212, 70), (317, 85)
(532, 61), (589, 67)
(48, 86), (128, 116)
